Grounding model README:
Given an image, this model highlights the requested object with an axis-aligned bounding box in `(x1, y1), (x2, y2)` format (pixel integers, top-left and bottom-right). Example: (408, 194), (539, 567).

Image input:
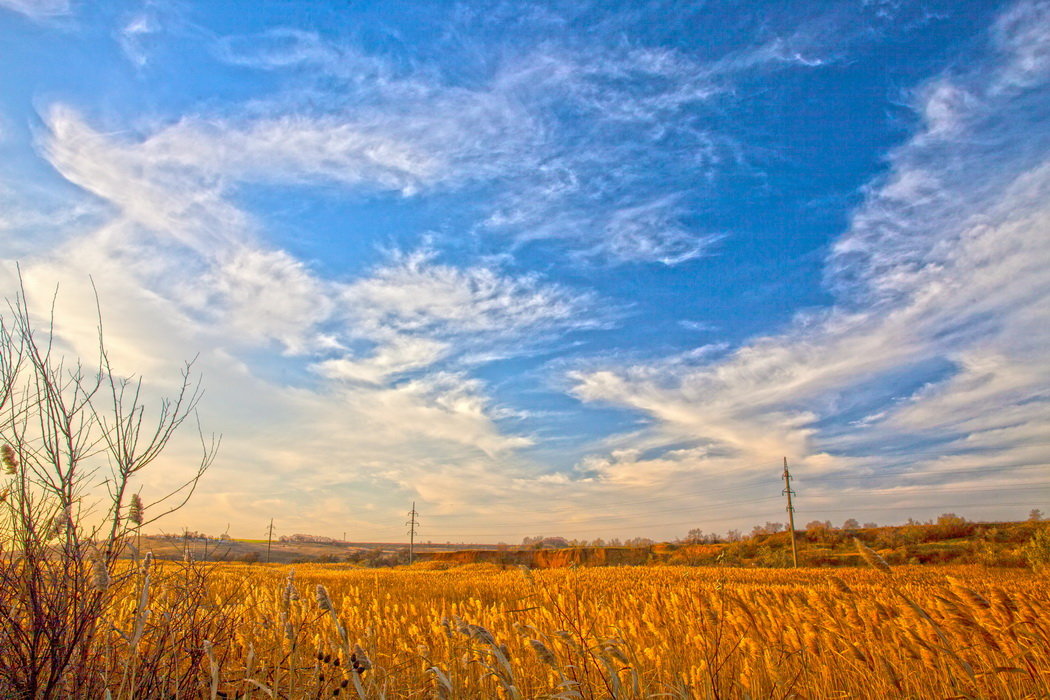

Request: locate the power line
(807, 442), (1050, 461)
(426, 495), (781, 528)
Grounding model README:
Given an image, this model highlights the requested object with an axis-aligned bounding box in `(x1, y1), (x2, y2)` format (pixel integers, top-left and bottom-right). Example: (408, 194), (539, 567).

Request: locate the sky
(0, 0), (1047, 543)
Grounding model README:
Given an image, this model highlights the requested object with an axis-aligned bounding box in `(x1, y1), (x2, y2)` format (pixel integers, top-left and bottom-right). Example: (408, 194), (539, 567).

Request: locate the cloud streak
(0, 0), (69, 21)
(3, 0), (1045, 541)
(5, 95), (606, 536)
(569, 0), (1050, 515)
(211, 20), (833, 265)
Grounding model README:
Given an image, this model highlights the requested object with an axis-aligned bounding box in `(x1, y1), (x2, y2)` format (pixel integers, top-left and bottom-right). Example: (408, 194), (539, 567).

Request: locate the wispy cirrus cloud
(567, 0), (1050, 514)
(5, 0), (1041, 541)
(210, 20), (833, 265)
(6, 95), (604, 535)
(36, 103), (602, 358)
(341, 250), (600, 340)
(320, 248), (605, 383)
(0, 0), (69, 21)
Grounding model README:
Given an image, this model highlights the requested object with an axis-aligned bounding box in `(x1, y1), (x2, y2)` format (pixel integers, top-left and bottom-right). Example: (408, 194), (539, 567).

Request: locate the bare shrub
(0, 280), (217, 697)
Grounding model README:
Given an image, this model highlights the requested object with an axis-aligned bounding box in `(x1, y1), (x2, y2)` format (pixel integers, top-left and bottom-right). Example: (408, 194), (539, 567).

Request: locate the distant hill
(133, 535), (501, 564)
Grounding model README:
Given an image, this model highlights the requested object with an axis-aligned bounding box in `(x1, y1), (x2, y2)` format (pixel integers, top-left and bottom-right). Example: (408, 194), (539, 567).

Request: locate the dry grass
(75, 562), (1048, 698)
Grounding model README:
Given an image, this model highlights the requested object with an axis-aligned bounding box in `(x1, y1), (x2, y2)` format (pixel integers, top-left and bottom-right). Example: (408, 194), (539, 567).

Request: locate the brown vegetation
(2, 560), (1044, 698)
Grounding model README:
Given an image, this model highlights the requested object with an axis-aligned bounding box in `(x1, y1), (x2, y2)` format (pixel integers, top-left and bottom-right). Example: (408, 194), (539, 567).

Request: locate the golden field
(90, 561), (1049, 699)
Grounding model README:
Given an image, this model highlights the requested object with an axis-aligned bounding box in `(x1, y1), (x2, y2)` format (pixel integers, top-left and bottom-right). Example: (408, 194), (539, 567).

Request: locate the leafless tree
(0, 276), (217, 697)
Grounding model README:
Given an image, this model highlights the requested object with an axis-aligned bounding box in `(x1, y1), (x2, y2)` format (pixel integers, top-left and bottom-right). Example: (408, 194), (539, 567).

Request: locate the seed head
(280, 611), (294, 642)
(601, 641), (629, 666)
(528, 639), (557, 666)
(829, 576), (852, 594)
(92, 558), (111, 592)
(462, 623), (496, 646)
(128, 493), (144, 526)
(1, 444), (17, 475)
(49, 506), (73, 539)
(315, 584), (335, 613)
(283, 572), (299, 607)
(428, 667), (452, 699)
(853, 537), (891, 574)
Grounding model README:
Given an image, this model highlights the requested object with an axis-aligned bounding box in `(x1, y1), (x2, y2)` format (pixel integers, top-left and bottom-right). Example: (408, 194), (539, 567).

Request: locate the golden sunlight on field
(89, 562), (1049, 699)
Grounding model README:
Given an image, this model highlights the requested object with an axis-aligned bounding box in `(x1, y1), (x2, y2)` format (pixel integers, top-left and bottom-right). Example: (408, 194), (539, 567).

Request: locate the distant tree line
(519, 535), (658, 549)
(278, 533), (341, 544)
(516, 511), (1046, 550)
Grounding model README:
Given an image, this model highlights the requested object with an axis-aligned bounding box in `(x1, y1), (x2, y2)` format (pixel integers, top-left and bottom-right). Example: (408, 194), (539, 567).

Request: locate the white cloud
(210, 26), (827, 265)
(599, 197), (722, 266)
(8, 2), (1045, 539)
(0, 89), (612, 537)
(190, 247), (337, 355)
(919, 81), (975, 136)
(215, 28), (374, 72)
(341, 249), (598, 338)
(314, 336), (449, 385)
(6, 240), (562, 536)
(0, 0), (69, 20)
(568, 1), (1050, 507)
(118, 11), (159, 67)
(44, 105), (443, 233)
(308, 248), (602, 385)
(36, 103), (600, 360)
(43, 106), (250, 255)
(37, 104), (597, 345)
(992, 0), (1050, 90)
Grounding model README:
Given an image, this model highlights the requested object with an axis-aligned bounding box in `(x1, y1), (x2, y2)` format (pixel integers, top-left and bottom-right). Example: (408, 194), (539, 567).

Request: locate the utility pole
(406, 502), (419, 565)
(782, 457), (798, 568)
(266, 518), (275, 564)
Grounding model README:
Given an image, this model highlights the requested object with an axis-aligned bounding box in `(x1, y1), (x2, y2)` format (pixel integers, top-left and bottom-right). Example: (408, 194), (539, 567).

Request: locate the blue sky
(1, 0), (1047, 542)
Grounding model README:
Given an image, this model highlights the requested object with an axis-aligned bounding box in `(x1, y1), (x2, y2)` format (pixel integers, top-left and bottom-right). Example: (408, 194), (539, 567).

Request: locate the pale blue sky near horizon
(0, 0), (1047, 542)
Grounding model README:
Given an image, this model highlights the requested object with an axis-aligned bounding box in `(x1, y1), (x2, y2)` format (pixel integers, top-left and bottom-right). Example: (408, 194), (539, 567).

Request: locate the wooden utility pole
(782, 457), (798, 568)
(266, 518), (275, 564)
(406, 502), (419, 565)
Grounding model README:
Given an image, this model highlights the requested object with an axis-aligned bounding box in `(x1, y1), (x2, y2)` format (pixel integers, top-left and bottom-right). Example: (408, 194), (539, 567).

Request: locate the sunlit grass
(92, 562), (1048, 698)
